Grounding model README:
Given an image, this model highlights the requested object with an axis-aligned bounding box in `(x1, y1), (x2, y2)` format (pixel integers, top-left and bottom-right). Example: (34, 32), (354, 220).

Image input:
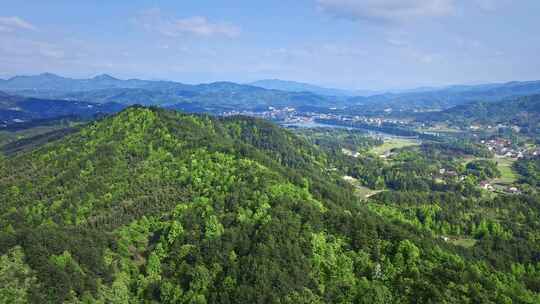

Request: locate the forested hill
(249, 79), (357, 96)
(0, 91), (125, 126)
(5, 73), (540, 112)
(348, 80), (540, 111)
(419, 94), (540, 133)
(0, 107), (539, 303)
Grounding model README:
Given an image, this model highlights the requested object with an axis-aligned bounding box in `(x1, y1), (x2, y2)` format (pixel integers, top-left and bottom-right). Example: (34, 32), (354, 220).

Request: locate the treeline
(515, 156), (540, 188)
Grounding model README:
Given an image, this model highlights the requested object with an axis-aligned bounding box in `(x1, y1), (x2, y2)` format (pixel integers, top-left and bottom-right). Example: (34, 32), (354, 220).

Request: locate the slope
(0, 91), (125, 126)
(0, 107), (538, 303)
(419, 94), (540, 135)
(250, 79), (355, 96)
(348, 80), (540, 111)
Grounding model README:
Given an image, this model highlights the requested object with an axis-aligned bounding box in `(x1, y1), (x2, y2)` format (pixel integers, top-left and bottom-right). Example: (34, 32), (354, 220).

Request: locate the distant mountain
(0, 74), (306, 97)
(249, 79), (355, 96)
(348, 80), (540, 111)
(56, 83), (333, 110)
(0, 73), (165, 92)
(419, 94), (540, 135)
(59, 88), (192, 105)
(5, 73), (540, 113)
(249, 79), (453, 97)
(0, 91), (124, 126)
(0, 74), (339, 110)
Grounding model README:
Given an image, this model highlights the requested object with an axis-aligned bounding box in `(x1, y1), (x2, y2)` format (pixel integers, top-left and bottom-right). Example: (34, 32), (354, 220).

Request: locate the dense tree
(0, 107), (538, 303)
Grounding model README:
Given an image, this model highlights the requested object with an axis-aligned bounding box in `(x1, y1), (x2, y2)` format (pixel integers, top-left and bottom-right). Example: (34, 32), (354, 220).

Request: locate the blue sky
(1, 0), (539, 90)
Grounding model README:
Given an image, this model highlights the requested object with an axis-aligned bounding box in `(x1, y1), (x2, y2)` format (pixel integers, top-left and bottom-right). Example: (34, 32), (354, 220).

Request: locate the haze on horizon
(1, 0), (539, 91)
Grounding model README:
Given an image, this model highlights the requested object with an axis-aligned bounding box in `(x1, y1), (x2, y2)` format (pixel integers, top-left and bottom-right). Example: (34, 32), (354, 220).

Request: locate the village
(223, 106), (537, 197)
(480, 138), (540, 159)
(222, 106), (411, 127)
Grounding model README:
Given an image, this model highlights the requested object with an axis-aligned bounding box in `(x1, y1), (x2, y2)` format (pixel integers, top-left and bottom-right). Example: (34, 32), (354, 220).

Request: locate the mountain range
(0, 90), (124, 127)
(349, 80), (540, 111)
(419, 94), (540, 133)
(0, 73), (338, 110)
(3, 73), (540, 113)
(248, 79), (380, 96)
(0, 73), (189, 92)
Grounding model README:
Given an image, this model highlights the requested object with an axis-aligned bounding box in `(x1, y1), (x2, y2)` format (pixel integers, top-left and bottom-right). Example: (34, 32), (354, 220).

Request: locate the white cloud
(37, 43), (66, 59)
(170, 16), (239, 37)
(386, 38), (409, 47)
(419, 54), (435, 63)
(136, 9), (240, 38)
(0, 38), (65, 60)
(474, 0), (497, 11)
(317, 0), (455, 23)
(0, 16), (36, 32)
(474, 0), (511, 11)
(319, 44), (367, 57)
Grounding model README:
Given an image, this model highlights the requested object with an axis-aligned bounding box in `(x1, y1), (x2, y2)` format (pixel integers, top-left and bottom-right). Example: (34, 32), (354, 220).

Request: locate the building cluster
(479, 180), (521, 194)
(435, 166), (522, 195)
(222, 106), (297, 121)
(480, 138), (539, 159)
(222, 107), (412, 128)
(438, 168), (458, 177)
(341, 148), (360, 158)
(470, 123), (520, 132)
(479, 181), (495, 191)
(482, 138), (522, 157)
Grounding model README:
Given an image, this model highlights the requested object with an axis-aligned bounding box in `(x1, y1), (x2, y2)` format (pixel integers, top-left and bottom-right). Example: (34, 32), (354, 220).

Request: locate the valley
(2, 69), (540, 304)
(1, 105), (539, 303)
(3, 2), (540, 302)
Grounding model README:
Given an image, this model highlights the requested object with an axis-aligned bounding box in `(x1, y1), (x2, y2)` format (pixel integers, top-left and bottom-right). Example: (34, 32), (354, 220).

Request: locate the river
(280, 120), (419, 140)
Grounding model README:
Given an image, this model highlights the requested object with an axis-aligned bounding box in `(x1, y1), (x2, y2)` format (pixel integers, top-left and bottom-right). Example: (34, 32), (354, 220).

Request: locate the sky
(1, 0), (539, 90)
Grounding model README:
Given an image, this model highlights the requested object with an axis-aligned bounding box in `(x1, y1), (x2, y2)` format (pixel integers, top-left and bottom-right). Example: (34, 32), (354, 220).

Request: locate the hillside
(0, 107), (538, 303)
(249, 79), (358, 96)
(0, 73), (180, 92)
(0, 91), (124, 127)
(55, 85), (332, 110)
(420, 94), (540, 135)
(348, 80), (540, 111)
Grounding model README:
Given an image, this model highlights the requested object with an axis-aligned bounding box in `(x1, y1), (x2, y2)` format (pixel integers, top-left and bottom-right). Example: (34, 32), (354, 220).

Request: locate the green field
(370, 138), (420, 155)
(416, 124), (462, 133)
(463, 157), (518, 185)
(449, 238), (477, 248)
(493, 157), (518, 185)
(355, 185), (382, 199)
(343, 176), (381, 199)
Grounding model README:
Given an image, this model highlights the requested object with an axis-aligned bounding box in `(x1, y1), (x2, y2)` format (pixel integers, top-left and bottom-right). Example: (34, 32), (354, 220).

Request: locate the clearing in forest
(370, 137), (420, 156)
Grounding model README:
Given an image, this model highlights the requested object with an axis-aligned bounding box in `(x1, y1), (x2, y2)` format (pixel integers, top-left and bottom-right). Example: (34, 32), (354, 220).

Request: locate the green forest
(1, 107), (539, 303)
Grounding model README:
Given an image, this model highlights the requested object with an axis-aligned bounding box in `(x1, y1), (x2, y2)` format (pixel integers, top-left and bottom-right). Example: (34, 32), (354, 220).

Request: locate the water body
(281, 121), (351, 129)
(280, 121), (416, 140)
